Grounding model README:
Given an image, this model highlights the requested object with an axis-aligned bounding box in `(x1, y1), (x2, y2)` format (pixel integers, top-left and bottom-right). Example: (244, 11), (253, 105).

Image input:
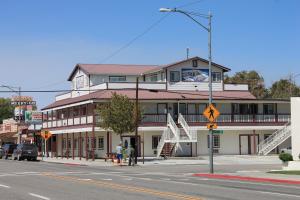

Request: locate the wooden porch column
(51, 136), (53, 158)
(79, 132), (82, 160)
(61, 134), (63, 159)
(253, 130), (257, 154)
(66, 133), (69, 159)
(106, 132), (110, 154)
(56, 135), (58, 159)
(92, 106), (95, 161)
(85, 132), (88, 161)
(72, 133), (75, 160)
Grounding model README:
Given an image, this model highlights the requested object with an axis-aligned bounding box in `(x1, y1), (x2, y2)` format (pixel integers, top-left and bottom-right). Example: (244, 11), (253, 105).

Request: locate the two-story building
(41, 56), (291, 160)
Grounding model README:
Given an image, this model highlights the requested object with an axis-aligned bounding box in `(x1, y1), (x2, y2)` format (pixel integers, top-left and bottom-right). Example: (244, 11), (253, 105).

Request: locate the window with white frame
(109, 76), (126, 82)
(170, 71), (180, 82)
(212, 72), (221, 82)
(98, 137), (104, 150)
(207, 135), (220, 148)
(76, 75), (84, 89)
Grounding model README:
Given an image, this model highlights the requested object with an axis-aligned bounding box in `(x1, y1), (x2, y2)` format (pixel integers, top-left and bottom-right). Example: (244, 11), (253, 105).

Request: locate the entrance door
(240, 135), (250, 155)
(122, 136), (141, 156)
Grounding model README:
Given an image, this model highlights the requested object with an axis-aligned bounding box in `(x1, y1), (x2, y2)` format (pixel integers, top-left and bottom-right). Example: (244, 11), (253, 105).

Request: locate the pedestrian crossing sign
(41, 130), (52, 140)
(203, 104), (220, 122)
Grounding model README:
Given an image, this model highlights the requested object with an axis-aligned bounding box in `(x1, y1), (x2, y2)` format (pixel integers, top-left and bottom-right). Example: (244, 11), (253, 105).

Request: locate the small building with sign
(41, 57), (291, 160)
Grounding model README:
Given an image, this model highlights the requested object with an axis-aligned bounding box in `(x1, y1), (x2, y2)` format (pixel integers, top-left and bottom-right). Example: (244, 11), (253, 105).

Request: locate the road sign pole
(208, 12), (213, 174)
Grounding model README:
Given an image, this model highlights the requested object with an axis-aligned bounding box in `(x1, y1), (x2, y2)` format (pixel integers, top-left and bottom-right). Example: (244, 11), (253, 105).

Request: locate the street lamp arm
(174, 9), (209, 32)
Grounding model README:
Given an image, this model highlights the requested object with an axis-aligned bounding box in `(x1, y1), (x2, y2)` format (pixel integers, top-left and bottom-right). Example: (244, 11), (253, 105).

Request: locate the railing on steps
(178, 113), (197, 142)
(156, 128), (177, 158)
(167, 113), (179, 141)
(258, 122), (291, 155)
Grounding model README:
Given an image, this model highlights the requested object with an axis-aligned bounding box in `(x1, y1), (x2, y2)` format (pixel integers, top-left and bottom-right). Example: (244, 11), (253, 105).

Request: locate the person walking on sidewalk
(116, 142), (123, 165)
(127, 145), (135, 166)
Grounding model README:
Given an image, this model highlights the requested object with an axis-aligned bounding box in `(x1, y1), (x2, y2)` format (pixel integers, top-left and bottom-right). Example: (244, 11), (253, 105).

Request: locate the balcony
(183, 114), (290, 125)
(42, 115), (94, 129)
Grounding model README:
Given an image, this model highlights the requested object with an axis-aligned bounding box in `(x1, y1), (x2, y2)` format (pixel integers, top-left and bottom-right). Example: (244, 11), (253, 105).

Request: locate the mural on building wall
(181, 69), (209, 82)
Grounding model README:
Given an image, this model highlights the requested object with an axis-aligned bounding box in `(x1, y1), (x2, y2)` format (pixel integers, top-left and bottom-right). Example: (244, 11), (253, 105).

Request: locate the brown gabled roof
(143, 56), (231, 74)
(42, 89), (255, 110)
(67, 64), (160, 81)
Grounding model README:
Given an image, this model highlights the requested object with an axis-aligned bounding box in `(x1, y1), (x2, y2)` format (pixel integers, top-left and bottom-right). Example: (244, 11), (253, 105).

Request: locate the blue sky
(0, 0), (299, 108)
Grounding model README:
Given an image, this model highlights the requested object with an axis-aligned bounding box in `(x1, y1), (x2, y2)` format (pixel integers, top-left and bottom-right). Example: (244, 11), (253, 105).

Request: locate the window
(263, 104), (275, 114)
(81, 106), (87, 116)
(52, 110), (57, 120)
(192, 59), (198, 67)
(149, 74), (158, 82)
(212, 72), (221, 82)
(207, 135), (220, 148)
(74, 138), (78, 149)
(188, 104), (196, 114)
(109, 76), (126, 82)
(76, 75), (84, 89)
(157, 103), (167, 114)
(98, 137), (104, 150)
(152, 136), (161, 149)
(67, 139), (71, 149)
(63, 138), (66, 149)
(170, 71), (180, 82)
(73, 107), (79, 117)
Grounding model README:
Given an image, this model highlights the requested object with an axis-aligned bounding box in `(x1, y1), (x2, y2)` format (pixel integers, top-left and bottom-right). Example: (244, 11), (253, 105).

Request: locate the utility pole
(18, 87), (22, 144)
(208, 12), (214, 174)
(135, 77), (139, 164)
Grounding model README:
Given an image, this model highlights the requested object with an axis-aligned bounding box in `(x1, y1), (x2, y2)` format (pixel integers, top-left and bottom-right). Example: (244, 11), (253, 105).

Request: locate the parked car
(280, 147), (292, 154)
(12, 144), (38, 161)
(2, 144), (17, 159)
(0, 148), (4, 159)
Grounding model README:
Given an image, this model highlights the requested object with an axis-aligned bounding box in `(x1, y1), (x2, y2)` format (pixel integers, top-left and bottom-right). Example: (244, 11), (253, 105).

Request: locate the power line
(99, 13), (170, 64)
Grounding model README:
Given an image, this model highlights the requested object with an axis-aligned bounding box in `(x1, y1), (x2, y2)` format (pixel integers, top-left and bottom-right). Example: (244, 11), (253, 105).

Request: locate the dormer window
(192, 60), (198, 67)
(76, 75), (84, 89)
(109, 76), (126, 82)
(149, 74), (158, 82)
(170, 71), (180, 82)
(212, 72), (222, 82)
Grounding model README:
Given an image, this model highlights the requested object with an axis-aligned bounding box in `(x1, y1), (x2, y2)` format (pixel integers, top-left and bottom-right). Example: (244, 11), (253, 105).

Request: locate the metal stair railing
(178, 113), (197, 142)
(167, 113), (179, 141)
(156, 128), (177, 158)
(258, 122), (291, 155)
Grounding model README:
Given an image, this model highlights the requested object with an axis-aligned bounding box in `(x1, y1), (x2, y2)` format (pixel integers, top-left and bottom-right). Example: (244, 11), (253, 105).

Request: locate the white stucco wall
(291, 97), (300, 161)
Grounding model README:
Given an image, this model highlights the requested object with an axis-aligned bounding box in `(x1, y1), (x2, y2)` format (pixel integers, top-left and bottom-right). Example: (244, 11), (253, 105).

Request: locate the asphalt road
(0, 159), (299, 200)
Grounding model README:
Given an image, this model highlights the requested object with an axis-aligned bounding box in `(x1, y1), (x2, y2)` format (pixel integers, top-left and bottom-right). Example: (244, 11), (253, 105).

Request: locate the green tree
(269, 79), (300, 99)
(0, 98), (14, 123)
(96, 92), (142, 139)
(224, 70), (268, 98)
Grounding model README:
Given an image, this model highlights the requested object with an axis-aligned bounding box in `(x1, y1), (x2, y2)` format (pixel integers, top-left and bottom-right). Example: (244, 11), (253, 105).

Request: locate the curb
(193, 173), (300, 185)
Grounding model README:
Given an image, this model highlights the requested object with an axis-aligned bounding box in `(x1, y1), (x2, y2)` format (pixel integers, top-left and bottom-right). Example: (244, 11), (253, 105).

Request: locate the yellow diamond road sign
(203, 104), (220, 122)
(41, 130), (52, 141)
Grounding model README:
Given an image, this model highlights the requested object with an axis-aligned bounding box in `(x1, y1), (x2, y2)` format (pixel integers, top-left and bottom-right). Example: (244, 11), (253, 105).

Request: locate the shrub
(279, 153), (293, 162)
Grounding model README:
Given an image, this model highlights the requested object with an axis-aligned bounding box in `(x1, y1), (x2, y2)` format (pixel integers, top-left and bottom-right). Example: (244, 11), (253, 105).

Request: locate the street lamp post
(0, 85), (22, 144)
(160, 8), (214, 173)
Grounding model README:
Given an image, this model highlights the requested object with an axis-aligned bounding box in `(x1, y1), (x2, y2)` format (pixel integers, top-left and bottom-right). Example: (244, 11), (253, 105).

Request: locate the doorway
(239, 134), (259, 155)
(122, 136), (141, 156)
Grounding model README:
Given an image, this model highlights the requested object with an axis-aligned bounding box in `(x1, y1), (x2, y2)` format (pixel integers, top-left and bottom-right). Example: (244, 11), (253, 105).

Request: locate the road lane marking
(42, 173), (203, 200)
(77, 178), (92, 181)
(258, 190), (300, 198)
(101, 178), (112, 181)
(0, 184), (10, 188)
(28, 193), (50, 200)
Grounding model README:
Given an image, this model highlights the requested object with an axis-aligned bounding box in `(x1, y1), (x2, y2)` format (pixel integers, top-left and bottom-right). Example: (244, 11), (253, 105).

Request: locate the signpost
(203, 104), (220, 174)
(41, 130), (52, 160)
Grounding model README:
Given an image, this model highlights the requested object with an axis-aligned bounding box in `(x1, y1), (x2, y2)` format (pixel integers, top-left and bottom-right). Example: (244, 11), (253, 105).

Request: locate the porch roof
(42, 89), (256, 110)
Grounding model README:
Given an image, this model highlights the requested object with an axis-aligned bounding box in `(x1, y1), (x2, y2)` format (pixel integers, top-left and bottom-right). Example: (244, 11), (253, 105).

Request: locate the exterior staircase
(258, 122), (291, 155)
(156, 113), (197, 158)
